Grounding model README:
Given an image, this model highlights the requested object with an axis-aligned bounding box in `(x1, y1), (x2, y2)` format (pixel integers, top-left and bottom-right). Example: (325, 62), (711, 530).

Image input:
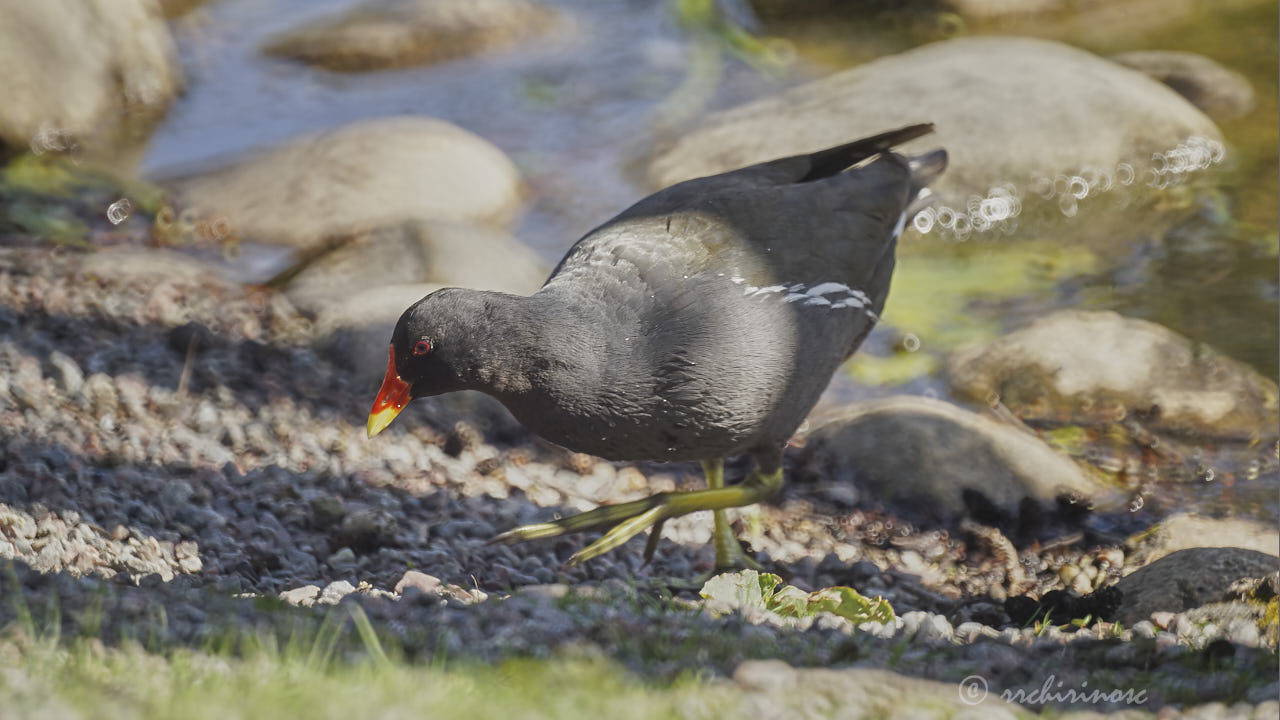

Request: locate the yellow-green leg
(490, 456), (784, 567)
(701, 459), (763, 571)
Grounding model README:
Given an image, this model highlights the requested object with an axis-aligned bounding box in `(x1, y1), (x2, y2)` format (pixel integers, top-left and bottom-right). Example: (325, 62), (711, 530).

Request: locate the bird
(367, 124), (946, 570)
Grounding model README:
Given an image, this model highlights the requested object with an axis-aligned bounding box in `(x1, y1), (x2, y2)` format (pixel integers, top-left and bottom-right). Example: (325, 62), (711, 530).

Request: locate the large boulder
(947, 310), (1279, 438)
(1114, 547), (1279, 625)
(0, 0), (181, 158)
(1111, 50), (1255, 120)
(1126, 514), (1280, 569)
(160, 117), (523, 249)
(648, 37), (1221, 228)
(282, 220), (547, 316)
(803, 395), (1105, 521)
(262, 0), (560, 72)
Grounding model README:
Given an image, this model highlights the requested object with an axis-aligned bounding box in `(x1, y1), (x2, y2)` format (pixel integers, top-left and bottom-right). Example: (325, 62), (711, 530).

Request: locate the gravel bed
(0, 246), (1276, 716)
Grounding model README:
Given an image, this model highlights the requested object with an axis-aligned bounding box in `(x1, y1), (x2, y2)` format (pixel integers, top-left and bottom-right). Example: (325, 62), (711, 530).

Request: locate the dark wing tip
(798, 122), (937, 182)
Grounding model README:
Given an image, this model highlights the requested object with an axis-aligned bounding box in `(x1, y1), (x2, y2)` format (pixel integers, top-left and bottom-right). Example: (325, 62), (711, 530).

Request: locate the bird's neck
(456, 290), (600, 401)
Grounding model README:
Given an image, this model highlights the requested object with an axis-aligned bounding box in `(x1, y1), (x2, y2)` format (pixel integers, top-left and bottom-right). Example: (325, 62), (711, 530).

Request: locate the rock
(75, 248), (232, 286)
(947, 310), (1279, 438)
(262, 0), (559, 72)
(750, 0), (1063, 20)
(1114, 547), (1279, 625)
(1126, 514), (1280, 569)
(0, 0), (180, 158)
(162, 117), (523, 249)
(804, 395), (1103, 521)
(395, 570), (443, 596)
(333, 508), (399, 551)
(732, 661), (1023, 717)
(318, 580), (358, 605)
(80, 373), (118, 416)
(283, 220), (546, 316)
(47, 351), (84, 395)
(1111, 50), (1255, 119)
(327, 547), (357, 571)
(648, 37), (1220, 226)
(279, 584), (322, 607)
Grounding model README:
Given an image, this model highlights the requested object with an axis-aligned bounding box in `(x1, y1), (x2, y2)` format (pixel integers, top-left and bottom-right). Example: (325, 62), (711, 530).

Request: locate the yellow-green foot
(490, 460), (783, 567)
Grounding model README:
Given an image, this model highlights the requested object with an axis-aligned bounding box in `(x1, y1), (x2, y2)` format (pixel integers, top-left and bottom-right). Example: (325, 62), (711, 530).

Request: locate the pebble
(48, 351), (84, 395)
(279, 585), (322, 607)
(0, 248), (1274, 716)
(319, 580), (357, 605)
(327, 547), (357, 570)
(395, 570), (442, 596)
(914, 614), (954, 646)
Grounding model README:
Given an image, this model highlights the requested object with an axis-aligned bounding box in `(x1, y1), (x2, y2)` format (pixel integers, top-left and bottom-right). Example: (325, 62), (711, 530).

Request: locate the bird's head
(366, 289), (475, 438)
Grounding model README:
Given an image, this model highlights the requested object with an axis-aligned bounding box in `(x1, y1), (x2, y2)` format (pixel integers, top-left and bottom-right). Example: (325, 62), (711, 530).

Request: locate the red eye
(413, 339), (432, 356)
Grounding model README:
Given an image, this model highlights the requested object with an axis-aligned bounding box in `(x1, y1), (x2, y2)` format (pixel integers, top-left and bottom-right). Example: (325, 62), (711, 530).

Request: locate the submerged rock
(263, 0), (560, 72)
(648, 37), (1221, 234)
(0, 0), (181, 159)
(803, 395), (1104, 522)
(161, 116), (523, 249)
(1112, 50), (1255, 119)
(1114, 547), (1279, 625)
(947, 310), (1279, 438)
(1125, 513), (1280, 569)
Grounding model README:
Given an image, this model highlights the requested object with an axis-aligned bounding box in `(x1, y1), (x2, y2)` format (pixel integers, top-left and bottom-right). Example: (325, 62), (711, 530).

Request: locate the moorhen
(368, 124), (946, 569)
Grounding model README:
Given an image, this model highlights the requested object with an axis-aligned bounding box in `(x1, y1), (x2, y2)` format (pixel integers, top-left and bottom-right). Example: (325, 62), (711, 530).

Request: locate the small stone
(309, 495), (346, 528)
(280, 585), (322, 607)
(914, 614), (954, 646)
(1131, 620), (1158, 639)
(395, 570), (442, 596)
(1226, 618), (1260, 647)
(319, 580), (357, 605)
(1151, 611), (1176, 629)
(81, 373), (118, 415)
(327, 546), (356, 569)
(334, 507), (399, 551)
(48, 351), (84, 395)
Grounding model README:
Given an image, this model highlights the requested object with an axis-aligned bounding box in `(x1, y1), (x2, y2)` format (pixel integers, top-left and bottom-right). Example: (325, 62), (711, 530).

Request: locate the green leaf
(700, 570), (895, 626)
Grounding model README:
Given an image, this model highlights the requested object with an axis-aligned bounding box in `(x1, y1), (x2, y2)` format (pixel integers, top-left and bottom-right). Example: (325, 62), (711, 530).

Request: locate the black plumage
(369, 124), (947, 568)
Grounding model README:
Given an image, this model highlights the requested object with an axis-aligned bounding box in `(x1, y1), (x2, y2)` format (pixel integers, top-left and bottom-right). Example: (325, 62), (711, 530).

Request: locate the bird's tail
(903, 148), (948, 217)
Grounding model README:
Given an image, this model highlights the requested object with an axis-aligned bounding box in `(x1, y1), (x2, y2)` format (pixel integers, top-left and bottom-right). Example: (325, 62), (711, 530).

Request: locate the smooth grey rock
(650, 37), (1220, 215)
(1115, 547), (1280, 625)
(805, 395), (1103, 520)
(948, 310), (1279, 438)
(0, 0), (180, 156)
(162, 117), (523, 249)
(262, 0), (559, 72)
(1112, 50), (1255, 119)
(285, 220), (546, 316)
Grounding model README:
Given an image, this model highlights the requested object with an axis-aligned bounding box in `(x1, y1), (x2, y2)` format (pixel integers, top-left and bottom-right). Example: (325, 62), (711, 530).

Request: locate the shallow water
(143, 0), (1278, 523)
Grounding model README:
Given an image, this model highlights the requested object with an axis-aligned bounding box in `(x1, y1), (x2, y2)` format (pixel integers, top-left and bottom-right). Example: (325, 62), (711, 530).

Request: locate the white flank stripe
(806, 282), (852, 297)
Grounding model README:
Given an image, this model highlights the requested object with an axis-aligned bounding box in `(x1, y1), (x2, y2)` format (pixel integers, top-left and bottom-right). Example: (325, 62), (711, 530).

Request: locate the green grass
(0, 627), (737, 720)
